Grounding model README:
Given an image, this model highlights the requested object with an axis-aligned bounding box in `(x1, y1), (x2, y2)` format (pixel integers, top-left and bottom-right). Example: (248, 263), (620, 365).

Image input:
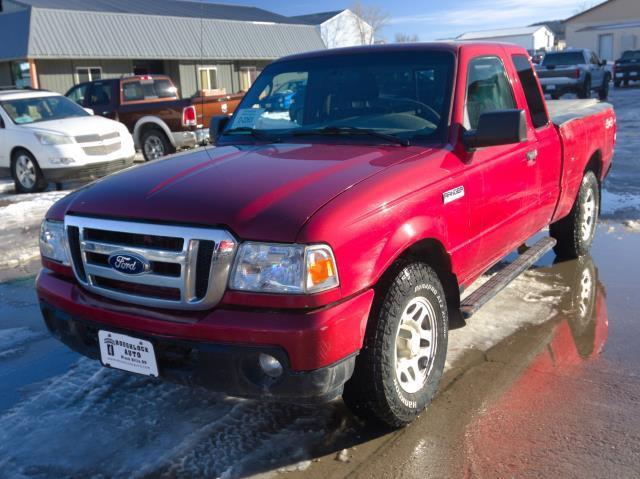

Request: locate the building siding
(37, 59), (133, 93)
(565, 0), (640, 60)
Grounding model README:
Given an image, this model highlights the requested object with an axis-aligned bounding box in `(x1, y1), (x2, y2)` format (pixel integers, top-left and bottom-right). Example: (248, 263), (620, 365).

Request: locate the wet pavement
(0, 88), (639, 478)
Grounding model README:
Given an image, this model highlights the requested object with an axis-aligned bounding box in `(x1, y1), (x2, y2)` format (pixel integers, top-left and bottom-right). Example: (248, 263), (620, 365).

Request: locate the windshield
(1, 95), (89, 124)
(542, 52), (585, 67)
(621, 50), (640, 60)
(219, 51), (455, 144)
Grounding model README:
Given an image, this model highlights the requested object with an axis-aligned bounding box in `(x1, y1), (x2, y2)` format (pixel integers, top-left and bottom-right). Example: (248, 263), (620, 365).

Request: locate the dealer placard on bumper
(98, 330), (159, 377)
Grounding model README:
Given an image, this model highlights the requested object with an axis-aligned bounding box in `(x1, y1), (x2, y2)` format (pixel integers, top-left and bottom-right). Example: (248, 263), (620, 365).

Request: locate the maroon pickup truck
(66, 75), (242, 161)
(39, 43), (615, 427)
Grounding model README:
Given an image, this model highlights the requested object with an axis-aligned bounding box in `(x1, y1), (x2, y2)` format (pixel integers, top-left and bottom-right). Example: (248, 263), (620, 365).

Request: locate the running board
(460, 237), (556, 319)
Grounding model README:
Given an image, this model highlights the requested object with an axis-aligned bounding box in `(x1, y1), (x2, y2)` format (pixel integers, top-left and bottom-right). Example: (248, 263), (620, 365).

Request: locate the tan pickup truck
(65, 75), (243, 161)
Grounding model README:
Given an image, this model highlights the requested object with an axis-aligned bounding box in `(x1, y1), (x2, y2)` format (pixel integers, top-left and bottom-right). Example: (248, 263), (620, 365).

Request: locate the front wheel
(343, 262), (448, 428)
(11, 150), (47, 193)
(550, 171), (600, 259)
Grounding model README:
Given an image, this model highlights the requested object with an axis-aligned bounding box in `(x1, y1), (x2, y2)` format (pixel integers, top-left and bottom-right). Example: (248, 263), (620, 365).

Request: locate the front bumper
(43, 156), (135, 182)
(36, 270), (374, 402)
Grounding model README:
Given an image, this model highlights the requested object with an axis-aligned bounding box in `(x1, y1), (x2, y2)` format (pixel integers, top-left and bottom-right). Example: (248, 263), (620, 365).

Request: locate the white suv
(0, 89), (135, 193)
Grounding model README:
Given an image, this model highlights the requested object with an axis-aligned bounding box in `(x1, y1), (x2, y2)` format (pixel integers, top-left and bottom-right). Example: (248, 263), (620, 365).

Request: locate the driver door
(463, 55), (537, 276)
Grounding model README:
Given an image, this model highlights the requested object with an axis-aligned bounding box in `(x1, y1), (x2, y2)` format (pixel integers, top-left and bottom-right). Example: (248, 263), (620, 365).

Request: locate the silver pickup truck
(536, 49), (611, 100)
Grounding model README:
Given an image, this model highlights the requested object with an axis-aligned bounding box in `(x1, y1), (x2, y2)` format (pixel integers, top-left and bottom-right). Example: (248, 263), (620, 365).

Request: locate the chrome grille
(82, 142), (121, 156)
(75, 132), (120, 143)
(65, 216), (237, 310)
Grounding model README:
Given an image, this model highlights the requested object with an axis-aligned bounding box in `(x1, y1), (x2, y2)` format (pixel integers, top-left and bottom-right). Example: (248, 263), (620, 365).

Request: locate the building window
(76, 67), (102, 84)
(240, 66), (258, 91)
(11, 61), (32, 88)
(198, 66), (218, 91)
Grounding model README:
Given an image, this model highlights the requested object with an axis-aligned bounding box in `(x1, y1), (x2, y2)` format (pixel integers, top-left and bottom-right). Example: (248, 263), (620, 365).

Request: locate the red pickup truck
(37, 43), (615, 427)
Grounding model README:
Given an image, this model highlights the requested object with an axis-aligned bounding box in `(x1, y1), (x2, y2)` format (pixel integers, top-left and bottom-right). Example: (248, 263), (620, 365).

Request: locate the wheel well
(10, 146), (34, 163)
(379, 239), (460, 312)
(585, 150), (603, 182)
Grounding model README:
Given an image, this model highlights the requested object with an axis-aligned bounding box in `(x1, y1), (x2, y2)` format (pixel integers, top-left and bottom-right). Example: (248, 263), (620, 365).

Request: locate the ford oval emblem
(108, 252), (150, 275)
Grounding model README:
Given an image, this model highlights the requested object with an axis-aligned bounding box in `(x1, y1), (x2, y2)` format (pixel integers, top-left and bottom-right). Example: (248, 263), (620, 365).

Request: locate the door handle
(526, 149), (538, 164)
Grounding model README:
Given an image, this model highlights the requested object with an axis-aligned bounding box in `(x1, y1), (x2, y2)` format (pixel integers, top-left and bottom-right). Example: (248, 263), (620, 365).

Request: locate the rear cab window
(512, 55), (549, 129)
(121, 77), (178, 104)
(542, 52), (586, 67)
(464, 56), (516, 130)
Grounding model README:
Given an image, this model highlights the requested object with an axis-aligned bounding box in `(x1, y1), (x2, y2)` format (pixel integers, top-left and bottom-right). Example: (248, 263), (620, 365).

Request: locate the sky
(230, 0), (599, 41)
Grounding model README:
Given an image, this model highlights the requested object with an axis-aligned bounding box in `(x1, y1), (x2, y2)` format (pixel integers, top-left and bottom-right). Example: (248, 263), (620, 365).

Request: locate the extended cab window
(512, 55), (549, 128)
(465, 56), (516, 130)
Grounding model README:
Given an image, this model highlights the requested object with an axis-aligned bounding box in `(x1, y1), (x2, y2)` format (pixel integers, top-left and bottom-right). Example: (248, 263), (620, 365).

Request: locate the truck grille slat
(65, 216), (236, 311)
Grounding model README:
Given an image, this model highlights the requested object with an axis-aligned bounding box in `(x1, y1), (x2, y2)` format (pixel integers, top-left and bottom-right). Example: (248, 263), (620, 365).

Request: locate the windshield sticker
(232, 108), (266, 129)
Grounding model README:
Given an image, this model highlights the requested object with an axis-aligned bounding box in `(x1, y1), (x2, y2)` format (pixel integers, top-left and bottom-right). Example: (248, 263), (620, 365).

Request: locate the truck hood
(61, 143), (426, 241)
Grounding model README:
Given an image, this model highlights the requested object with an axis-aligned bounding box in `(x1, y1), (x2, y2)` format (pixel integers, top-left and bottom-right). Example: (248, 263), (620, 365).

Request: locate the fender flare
(132, 117), (176, 149)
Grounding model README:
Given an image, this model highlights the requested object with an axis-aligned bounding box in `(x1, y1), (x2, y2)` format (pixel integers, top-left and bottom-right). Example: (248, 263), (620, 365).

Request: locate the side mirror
(209, 115), (230, 143)
(84, 107), (94, 116)
(600, 59), (607, 67)
(463, 109), (528, 150)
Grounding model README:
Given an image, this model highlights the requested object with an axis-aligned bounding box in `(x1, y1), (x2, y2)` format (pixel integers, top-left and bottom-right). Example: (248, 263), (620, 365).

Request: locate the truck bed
(547, 99), (613, 127)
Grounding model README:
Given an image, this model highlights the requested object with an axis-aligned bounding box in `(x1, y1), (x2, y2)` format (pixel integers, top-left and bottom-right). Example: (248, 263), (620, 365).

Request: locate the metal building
(0, 0), (326, 96)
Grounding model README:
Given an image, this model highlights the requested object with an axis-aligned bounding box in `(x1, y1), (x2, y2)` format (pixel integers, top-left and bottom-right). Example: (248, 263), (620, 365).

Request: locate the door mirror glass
(209, 115), (230, 143)
(463, 109), (527, 149)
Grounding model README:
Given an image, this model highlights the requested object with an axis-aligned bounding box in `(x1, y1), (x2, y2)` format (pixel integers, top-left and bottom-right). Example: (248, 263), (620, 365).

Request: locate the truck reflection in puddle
(463, 255), (609, 477)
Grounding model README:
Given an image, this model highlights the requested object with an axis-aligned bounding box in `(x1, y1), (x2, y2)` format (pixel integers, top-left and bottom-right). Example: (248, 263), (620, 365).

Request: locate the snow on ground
(0, 190), (69, 272)
(0, 265), (569, 479)
(0, 327), (44, 360)
(0, 190), (69, 231)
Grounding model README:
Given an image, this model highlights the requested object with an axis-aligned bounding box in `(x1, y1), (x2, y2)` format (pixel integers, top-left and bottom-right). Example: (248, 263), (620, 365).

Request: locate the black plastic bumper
(43, 157), (135, 182)
(40, 301), (355, 404)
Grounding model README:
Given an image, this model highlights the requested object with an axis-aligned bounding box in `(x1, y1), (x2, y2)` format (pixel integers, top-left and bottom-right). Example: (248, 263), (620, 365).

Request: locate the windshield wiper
(292, 126), (410, 146)
(223, 127), (280, 142)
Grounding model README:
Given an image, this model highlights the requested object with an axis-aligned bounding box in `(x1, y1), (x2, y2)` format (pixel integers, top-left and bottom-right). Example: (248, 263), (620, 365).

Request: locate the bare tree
(395, 33), (419, 43)
(350, 0), (390, 45)
(573, 1), (597, 15)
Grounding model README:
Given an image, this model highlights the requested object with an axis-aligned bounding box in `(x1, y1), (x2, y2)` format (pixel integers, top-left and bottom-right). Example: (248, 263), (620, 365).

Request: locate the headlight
(40, 220), (69, 264)
(230, 242), (339, 294)
(35, 132), (73, 145)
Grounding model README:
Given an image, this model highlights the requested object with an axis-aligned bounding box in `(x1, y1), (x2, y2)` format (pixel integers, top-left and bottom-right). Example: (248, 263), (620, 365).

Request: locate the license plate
(98, 330), (159, 377)
(616, 73), (624, 78)
(546, 85), (556, 91)
(631, 72), (638, 76)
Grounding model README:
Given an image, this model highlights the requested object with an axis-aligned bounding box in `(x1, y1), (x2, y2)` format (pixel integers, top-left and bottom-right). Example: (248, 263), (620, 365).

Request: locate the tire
(624, 80), (630, 87)
(613, 81), (621, 88)
(11, 149), (47, 194)
(343, 262), (448, 428)
(550, 93), (560, 100)
(577, 77), (591, 99)
(141, 128), (174, 161)
(550, 171), (600, 259)
(598, 76), (610, 100)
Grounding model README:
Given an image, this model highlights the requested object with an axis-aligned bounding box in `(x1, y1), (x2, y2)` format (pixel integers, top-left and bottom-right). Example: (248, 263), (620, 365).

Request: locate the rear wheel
(550, 93), (560, 100)
(613, 80), (621, 88)
(141, 128), (174, 161)
(550, 171), (600, 259)
(343, 262), (448, 428)
(598, 76), (610, 100)
(11, 149), (47, 194)
(578, 77), (591, 99)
